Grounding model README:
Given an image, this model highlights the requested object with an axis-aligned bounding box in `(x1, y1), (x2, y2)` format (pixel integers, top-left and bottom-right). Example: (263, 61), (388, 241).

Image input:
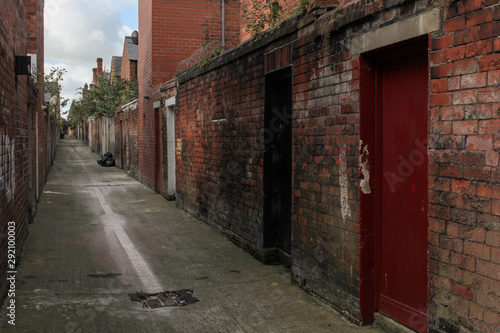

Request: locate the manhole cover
(129, 289), (199, 309)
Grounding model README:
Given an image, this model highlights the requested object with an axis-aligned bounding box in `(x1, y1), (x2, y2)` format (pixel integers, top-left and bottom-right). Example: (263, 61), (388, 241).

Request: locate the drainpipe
(222, 0), (225, 46)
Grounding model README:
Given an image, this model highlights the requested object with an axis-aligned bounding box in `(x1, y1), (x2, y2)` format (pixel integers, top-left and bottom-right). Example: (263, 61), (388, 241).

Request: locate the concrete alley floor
(0, 138), (385, 333)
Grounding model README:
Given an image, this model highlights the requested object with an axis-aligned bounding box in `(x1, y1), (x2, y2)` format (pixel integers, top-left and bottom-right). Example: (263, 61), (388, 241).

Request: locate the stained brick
(452, 120), (478, 134)
(465, 39), (494, 57)
(431, 93), (452, 106)
(479, 21), (500, 40)
(454, 58), (480, 75)
(465, 8), (494, 27)
(451, 280), (474, 300)
(432, 34), (453, 50)
(479, 54), (500, 71)
(486, 231), (500, 247)
(431, 78), (448, 93)
(445, 16), (466, 32)
(432, 63), (453, 78)
(442, 45), (466, 61)
(466, 135), (494, 150)
(454, 27), (479, 46)
(464, 241), (490, 260)
(479, 119), (500, 134)
(452, 90), (478, 105)
(460, 73), (487, 88)
(442, 106), (465, 120)
(487, 70), (500, 86)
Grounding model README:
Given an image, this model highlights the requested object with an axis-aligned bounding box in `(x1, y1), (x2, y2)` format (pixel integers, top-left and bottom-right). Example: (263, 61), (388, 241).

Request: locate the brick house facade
(172, 0), (500, 332)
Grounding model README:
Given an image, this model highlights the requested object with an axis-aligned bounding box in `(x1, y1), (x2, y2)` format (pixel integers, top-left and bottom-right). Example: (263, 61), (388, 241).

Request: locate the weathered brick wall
(115, 101), (139, 177)
(428, 1), (500, 331)
(176, 40), (270, 254)
(176, 0), (499, 331)
(0, 0), (48, 303)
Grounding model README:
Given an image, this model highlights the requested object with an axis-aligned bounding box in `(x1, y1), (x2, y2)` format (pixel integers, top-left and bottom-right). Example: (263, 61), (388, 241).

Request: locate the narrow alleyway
(0, 138), (384, 332)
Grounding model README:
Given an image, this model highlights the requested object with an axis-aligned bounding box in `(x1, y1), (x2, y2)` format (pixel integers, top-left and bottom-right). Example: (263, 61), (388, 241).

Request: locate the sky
(44, 0), (138, 115)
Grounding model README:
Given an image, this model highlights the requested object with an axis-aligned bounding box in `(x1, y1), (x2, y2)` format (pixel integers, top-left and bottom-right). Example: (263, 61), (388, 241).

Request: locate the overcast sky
(44, 0), (138, 114)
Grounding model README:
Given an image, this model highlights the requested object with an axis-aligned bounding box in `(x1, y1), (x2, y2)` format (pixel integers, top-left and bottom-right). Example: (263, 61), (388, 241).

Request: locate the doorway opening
(263, 67), (293, 260)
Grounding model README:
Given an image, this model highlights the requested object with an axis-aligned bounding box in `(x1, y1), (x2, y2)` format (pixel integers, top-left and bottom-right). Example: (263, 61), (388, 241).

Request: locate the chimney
(84, 83), (88, 92)
(97, 58), (103, 75)
(92, 68), (98, 84)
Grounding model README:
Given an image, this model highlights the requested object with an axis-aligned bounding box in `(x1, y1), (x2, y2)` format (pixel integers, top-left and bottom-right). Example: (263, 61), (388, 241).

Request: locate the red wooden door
(375, 42), (428, 333)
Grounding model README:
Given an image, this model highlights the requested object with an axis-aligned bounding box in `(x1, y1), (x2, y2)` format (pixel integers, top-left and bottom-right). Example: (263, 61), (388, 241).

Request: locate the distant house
(121, 36), (138, 81)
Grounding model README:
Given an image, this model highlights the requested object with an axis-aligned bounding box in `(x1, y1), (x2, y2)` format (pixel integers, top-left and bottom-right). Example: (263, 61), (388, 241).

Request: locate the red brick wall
(175, 0), (500, 330)
(138, 0), (156, 189)
(428, 1), (500, 331)
(0, 0), (50, 303)
(138, 0), (242, 192)
(115, 101), (139, 177)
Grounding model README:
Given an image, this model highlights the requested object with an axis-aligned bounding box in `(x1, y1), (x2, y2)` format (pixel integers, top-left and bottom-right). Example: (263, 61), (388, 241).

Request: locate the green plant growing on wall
(242, 0), (284, 37)
(242, 0), (315, 39)
(290, 0), (313, 15)
(198, 43), (226, 67)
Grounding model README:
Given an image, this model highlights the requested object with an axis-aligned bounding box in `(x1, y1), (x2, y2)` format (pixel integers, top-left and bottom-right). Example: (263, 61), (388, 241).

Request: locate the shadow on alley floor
(0, 138), (385, 332)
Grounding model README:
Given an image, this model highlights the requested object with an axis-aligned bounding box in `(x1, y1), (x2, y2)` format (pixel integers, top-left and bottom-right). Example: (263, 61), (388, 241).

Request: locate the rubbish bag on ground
(97, 152), (115, 167)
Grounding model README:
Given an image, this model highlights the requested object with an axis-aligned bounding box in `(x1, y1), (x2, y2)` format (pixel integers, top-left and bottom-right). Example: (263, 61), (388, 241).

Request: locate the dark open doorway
(263, 67), (293, 257)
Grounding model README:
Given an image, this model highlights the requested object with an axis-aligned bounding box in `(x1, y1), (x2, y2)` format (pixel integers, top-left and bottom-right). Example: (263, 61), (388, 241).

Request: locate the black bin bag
(97, 152), (115, 167)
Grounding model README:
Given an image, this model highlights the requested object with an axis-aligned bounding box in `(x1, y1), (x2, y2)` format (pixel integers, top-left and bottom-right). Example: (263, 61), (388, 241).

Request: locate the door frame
(359, 35), (430, 327)
(263, 66), (293, 256)
(165, 96), (176, 199)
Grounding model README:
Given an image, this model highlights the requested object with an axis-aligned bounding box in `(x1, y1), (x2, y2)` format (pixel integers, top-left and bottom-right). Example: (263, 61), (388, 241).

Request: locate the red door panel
(376, 43), (429, 333)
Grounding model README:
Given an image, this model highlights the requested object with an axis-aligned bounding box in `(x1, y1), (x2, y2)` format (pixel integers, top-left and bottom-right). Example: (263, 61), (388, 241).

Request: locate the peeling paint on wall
(339, 145), (351, 220)
(359, 142), (371, 194)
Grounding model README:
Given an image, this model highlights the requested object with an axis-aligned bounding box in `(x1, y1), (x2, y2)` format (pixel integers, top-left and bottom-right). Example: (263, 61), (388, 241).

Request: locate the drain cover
(129, 289), (199, 309)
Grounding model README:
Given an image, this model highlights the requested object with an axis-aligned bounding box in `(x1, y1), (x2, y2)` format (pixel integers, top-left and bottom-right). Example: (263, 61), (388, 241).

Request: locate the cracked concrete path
(0, 138), (385, 332)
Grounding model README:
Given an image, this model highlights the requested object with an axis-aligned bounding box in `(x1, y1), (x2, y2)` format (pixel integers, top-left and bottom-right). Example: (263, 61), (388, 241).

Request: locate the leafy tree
(69, 72), (138, 129)
(44, 67), (69, 117)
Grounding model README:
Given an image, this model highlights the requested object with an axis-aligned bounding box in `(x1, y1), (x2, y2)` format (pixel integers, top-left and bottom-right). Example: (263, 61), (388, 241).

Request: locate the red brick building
(137, 0), (242, 194)
(1, 0), (57, 302)
(172, 0), (500, 332)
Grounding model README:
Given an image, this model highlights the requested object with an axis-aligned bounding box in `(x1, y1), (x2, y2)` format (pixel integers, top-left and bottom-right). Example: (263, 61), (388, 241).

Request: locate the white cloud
(44, 0), (138, 114)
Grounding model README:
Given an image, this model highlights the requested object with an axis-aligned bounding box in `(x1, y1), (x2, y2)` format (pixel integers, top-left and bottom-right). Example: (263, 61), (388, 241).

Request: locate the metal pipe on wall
(222, 0), (225, 46)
